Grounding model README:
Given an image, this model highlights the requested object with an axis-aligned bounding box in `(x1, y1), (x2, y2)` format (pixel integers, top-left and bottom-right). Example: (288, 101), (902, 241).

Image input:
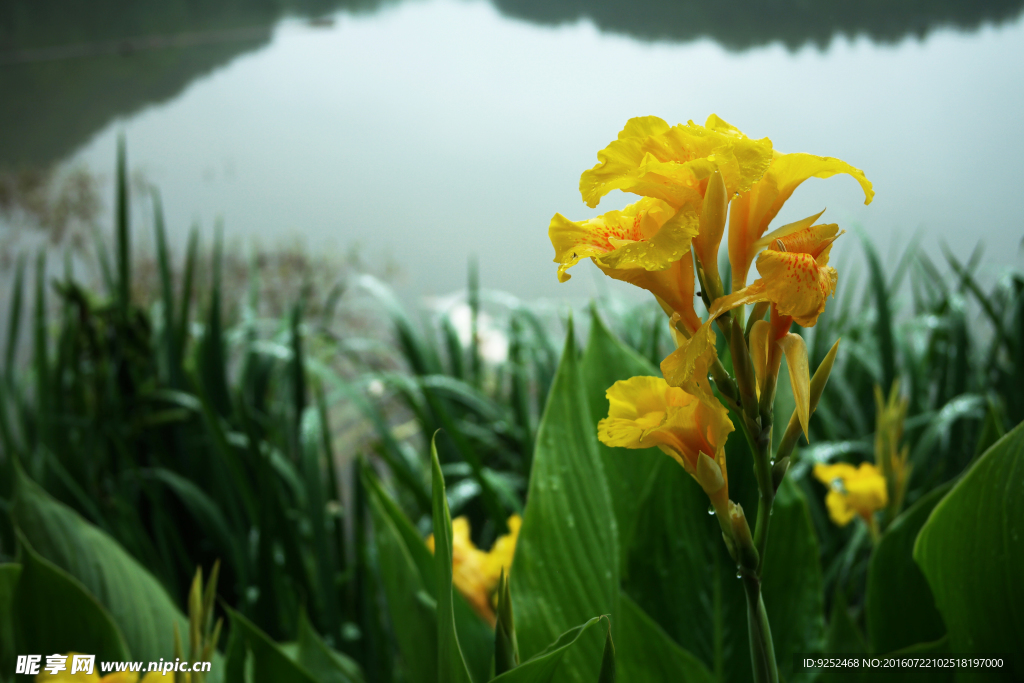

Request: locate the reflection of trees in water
(2, 0), (1022, 168)
(494, 0), (1024, 50)
(0, 0), (377, 167)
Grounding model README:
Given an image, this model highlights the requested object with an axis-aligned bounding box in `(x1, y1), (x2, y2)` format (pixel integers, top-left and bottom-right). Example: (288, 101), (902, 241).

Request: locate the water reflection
(2, 0), (1022, 167)
(495, 0), (1024, 49)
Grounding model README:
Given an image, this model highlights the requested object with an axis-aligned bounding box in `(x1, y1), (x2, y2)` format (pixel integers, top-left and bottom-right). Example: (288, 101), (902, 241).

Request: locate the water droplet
(707, 505), (715, 515)
(770, 459), (775, 466)
(735, 570), (742, 579)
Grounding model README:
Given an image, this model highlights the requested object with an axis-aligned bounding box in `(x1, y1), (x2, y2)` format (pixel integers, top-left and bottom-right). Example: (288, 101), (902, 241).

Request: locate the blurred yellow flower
(598, 376), (733, 512)
(813, 462), (888, 528)
(427, 514), (521, 625)
(728, 151), (873, 293)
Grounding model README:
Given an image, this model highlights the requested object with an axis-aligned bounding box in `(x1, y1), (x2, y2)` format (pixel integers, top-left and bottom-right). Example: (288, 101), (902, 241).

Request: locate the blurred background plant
(0, 145), (1022, 681)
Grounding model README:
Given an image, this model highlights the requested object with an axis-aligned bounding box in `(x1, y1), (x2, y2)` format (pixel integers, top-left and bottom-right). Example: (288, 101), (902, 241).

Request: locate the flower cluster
(549, 114), (873, 548)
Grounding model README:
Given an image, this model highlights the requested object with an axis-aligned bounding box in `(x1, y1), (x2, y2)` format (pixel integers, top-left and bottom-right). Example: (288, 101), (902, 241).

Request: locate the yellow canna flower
(598, 376), (734, 513)
(549, 197), (703, 332)
(579, 115), (773, 210)
(427, 514), (522, 626)
(728, 151), (873, 293)
(813, 462), (888, 529)
(754, 222), (844, 328)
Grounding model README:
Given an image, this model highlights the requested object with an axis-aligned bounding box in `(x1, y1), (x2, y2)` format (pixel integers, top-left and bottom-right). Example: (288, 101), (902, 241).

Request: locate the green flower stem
(730, 316), (759, 419)
(710, 357), (740, 405)
(751, 424), (775, 570)
(742, 573), (779, 683)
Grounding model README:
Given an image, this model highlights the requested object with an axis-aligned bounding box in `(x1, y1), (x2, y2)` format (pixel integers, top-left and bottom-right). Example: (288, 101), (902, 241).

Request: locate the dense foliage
(0, 146), (1022, 682)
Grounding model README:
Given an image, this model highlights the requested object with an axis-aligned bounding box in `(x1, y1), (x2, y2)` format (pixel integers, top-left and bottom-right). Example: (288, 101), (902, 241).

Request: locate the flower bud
(729, 502), (759, 571)
(695, 169), (728, 300)
(696, 451), (725, 498)
(777, 338), (841, 460)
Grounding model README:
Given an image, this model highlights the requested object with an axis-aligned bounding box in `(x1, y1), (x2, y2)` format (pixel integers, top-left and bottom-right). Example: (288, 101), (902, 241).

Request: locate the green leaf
(865, 482), (951, 654)
(491, 618), (602, 683)
(625, 465), (823, 683)
(624, 458), (747, 683)
(761, 477), (826, 683)
(824, 590), (866, 656)
(597, 625), (615, 683)
(226, 607), (319, 683)
(11, 468), (188, 663)
(580, 308), (662, 573)
(494, 570), (519, 678)
(863, 238), (895, 390)
(914, 421), (1024, 680)
(820, 591), (866, 683)
(431, 434), (474, 683)
(115, 133), (131, 318)
(146, 467), (243, 578)
(362, 463), (492, 683)
(4, 254), (26, 379)
(616, 594), (714, 683)
(12, 533), (130, 662)
(0, 564), (23, 676)
(296, 609), (365, 683)
(363, 467), (437, 683)
(196, 225), (231, 417)
(512, 321), (619, 683)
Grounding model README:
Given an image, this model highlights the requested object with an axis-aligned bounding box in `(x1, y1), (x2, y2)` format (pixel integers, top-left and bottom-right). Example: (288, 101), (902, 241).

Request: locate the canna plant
(549, 114), (873, 683)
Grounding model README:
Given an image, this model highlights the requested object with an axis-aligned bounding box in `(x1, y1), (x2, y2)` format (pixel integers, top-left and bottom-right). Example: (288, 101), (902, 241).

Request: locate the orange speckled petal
(549, 197), (676, 282)
(756, 251), (837, 327)
(595, 202), (700, 272)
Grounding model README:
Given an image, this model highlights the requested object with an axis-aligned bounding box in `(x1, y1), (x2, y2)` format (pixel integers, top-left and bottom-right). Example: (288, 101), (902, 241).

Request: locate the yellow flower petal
(610, 256), (702, 334)
(579, 116), (773, 209)
(549, 197), (694, 278)
(756, 251), (837, 328)
(748, 319), (771, 398)
(813, 462), (888, 527)
(594, 202), (700, 272)
(778, 332), (811, 442)
(599, 376), (733, 475)
(660, 281), (770, 392)
(483, 514), (521, 583)
(824, 489), (857, 527)
(550, 198), (702, 327)
(549, 197), (674, 282)
(427, 513), (523, 626)
(428, 516), (493, 623)
(729, 151), (873, 291)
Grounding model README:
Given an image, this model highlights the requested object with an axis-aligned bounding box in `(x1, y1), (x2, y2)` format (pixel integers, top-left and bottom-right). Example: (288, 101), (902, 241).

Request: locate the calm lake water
(3, 0), (1024, 301)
